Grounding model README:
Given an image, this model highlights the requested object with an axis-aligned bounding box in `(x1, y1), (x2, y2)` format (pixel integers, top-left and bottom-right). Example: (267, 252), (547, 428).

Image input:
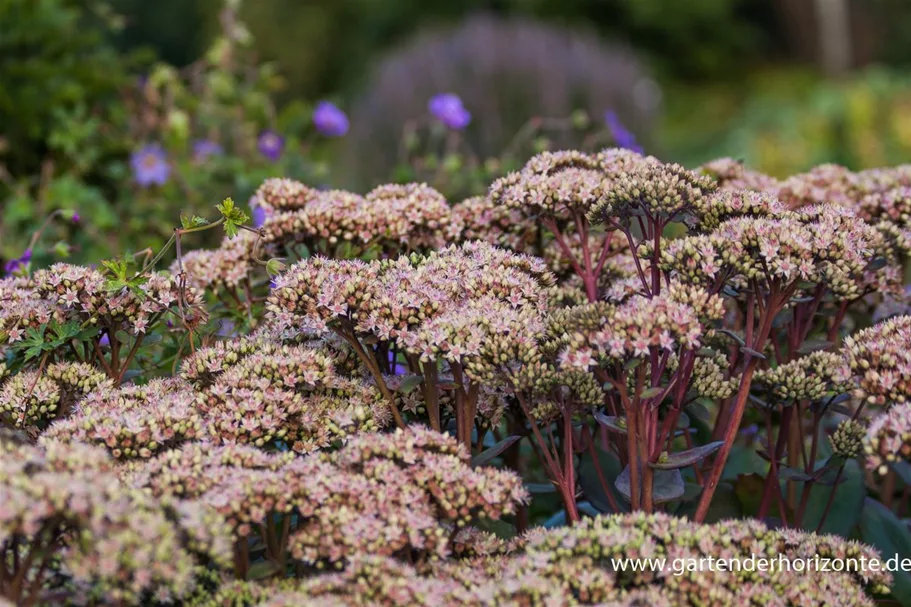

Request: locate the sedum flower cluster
(178, 177), (469, 294)
(482, 512), (891, 607)
(268, 241), (552, 334)
(194, 513), (888, 607)
(555, 282), (724, 370)
(451, 195), (538, 253)
(0, 440), (230, 604)
(260, 181), (458, 254)
(33, 263), (204, 336)
(660, 204), (880, 298)
(251, 177), (320, 213)
(178, 230), (259, 291)
(772, 163), (911, 212)
(0, 276), (61, 345)
(754, 351), (849, 402)
(843, 315), (911, 407)
(42, 378), (205, 462)
(773, 164), (859, 209)
(128, 427), (527, 569)
(696, 188), (787, 231)
(0, 362), (110, 431)
(699, 157), (779, 193)
(490, 150), (624, 219)
(194, 338), (390, 453)
(268, 242), (551, 362)
(588, 156), (716, 225)
(831, 419), (867, 460)
(865, 403), (911, 475)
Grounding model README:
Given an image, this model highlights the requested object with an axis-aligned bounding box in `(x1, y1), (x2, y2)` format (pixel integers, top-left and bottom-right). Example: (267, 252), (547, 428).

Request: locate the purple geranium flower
(312, 101), (349, 137)
(257, 130), (284, 162)
(429, 93), (471, 130)
(217, 319), (237, 338)
(193, 140), (223, 163)
(251, 205), (269, 228)
(4, 248), (32, 276)
(131, 144), (171, 187)
(604, 110), (643, 153)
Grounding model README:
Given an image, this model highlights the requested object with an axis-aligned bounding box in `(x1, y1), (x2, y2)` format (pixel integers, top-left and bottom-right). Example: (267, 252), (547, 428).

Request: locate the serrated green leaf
(23, 346), (44, 360)
(265, 258), (287, 276)
(216, 197), (235, 216)
(181, 213), (209, 229)
(223, 219), (239, 239)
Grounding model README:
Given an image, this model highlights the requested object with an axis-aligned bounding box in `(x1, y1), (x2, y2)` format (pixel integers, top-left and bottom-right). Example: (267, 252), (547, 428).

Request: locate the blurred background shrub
(6, 0), (911, 267)
(340, 14), (658, 192)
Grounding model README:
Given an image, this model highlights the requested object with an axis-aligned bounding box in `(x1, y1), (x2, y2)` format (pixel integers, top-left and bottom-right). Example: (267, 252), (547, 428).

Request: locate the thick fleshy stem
(640, 407), (654, 513)
(695, 285), (786, 522)
(582, 425), (621, 513)
(827, 300), (849, 343)
(505, 414), (530, 532)
(815, 466), (845, 534)
(542, 217), (598, 302)
(561, 406), (580, 521)
(757, 407), (792, 520)
(795, 409), (823, 526)
(517, 393), (579, 523)
(421, 361), (442, 432)
(334, 325), (406, 429)
(695, 358), (761, 522)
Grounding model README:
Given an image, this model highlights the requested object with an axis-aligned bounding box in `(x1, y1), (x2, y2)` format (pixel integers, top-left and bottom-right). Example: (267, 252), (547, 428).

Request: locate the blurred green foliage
(8, 0), (911, 271)
(108, 0), (778, 100)
(660, 67), (911, 175)
(0, 0), (142, 178)
(0, 0), (331, 270)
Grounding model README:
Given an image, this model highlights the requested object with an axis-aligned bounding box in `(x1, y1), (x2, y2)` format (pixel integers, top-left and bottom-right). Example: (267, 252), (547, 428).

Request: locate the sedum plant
(3, 150), (911, 605)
